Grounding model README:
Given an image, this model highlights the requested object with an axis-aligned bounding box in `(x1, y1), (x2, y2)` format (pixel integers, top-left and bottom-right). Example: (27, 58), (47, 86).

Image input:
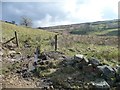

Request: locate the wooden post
(15, 31), (19, 47)
(2, 37), (15, 45)
(55, 35), (57, 51)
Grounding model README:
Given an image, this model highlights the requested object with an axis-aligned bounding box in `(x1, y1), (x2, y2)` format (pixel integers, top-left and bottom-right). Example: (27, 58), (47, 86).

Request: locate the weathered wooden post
(55, 35), (57, 51)
(15, 31), (19, 47)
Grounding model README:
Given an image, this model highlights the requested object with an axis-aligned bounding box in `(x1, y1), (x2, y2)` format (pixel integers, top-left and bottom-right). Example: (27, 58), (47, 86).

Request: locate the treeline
(1, 20), (17, 25)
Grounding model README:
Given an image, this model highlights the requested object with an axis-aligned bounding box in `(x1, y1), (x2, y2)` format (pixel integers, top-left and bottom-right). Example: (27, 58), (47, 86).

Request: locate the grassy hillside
(2, 21), (56, 56)
(43, 19), (118, 36)
(1, 20), (120, 89)
(2, 21), (119, 65)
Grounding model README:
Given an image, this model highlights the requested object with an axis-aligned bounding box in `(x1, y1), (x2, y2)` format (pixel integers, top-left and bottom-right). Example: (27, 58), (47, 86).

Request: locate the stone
(39, 52), (48, 60)
(115, 65), (120, 82)
(97, 65), (115, 78)
(45, 51), (65, 60)
(6, 42), (16, 50)
(49, 85), (54, 89)
(39, 61), (45, 65)
(97, 65), (116, 86)
(81, 57), (89, 65)
(0, 52), (3, 56)
(89, 79), (110, 89)
(8, 50), (16, 54)
(8, 50), (16, 58)
(116, 65), (120, 72)
(74, 54), (84, 61)
(115, 82), (120, 89)
(89, 58), (100, 67)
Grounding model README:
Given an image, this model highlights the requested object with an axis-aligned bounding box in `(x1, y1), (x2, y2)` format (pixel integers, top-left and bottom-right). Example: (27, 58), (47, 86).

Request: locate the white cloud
(34, 0), (119, 27)
(34, 14), (72, 27)
(3, 0), (119, 27)
(62, 0), (119, 22)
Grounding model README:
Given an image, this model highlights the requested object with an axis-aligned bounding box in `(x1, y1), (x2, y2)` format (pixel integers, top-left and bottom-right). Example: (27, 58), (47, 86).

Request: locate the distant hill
(40, 19), (118, 36)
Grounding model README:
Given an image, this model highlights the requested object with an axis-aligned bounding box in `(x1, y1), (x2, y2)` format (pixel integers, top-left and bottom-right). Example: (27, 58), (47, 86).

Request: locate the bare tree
(20, 16), (32, 27)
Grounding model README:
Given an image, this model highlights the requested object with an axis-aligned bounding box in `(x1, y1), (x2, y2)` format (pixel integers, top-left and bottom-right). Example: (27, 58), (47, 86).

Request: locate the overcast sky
(1, 0), (119, 27)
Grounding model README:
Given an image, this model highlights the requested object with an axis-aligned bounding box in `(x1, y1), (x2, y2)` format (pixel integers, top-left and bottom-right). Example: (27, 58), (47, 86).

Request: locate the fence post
(55, 35), (57, 51)
(15, 31), (19, 47)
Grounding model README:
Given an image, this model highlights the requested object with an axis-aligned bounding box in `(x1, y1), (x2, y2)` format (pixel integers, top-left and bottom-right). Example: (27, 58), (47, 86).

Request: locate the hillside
(42, 19), (118, 36)
(1, 21), (120, 89)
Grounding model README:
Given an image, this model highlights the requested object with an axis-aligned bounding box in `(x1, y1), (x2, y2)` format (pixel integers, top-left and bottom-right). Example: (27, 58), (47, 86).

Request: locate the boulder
(97, 65), (115, 78)
(89, 79), (110, 89)
(97, 65), (116, 86)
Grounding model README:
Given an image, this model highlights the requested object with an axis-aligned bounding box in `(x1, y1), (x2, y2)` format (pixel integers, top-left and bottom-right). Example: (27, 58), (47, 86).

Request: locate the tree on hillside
(20, 16), (33, 27)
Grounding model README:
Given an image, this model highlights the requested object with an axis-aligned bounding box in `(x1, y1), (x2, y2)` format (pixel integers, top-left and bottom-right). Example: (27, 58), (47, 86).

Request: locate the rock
(8, 50), (16, 54)
(0, 51), (3, 56)
(81, 57), (89, 65)
(74, 54), (84, 61)
(89, 58), (100, 67)
(97, 65), (115, 78)
(45, 51), (65, 60)
(115, 65), (120, 82)
(89, 79), (110, 89)
(22, 71), (32, 78)
(74, 54), (88, 64)
(39, 52), (49, 60)
(24, 40), (31, 48)
(8, 50), (16, 58)
(6, 42), (16, 50)
(39, 61), (45, 65)
(117, 66), (120, 73)
(28, 63), (35, 71)
(97, 65), (116, 86)
(8, 58), (16, 61)
(115, 82), (120, 89)
(49, 85), (54, 89)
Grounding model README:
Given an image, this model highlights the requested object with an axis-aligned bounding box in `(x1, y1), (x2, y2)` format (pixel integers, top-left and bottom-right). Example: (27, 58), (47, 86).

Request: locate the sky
(1, 0), (120, 27)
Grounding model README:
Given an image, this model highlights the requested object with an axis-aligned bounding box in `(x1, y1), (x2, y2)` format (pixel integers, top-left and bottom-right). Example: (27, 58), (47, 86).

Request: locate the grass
(91, 28), (118, 36)
(2, 21), (119, 64)
(2, 21), (56, 55)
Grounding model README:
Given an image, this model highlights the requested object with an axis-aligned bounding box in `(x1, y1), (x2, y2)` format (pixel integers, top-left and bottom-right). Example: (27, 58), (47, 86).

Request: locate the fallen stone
(89, 58), (100, 67)
(74, 54), (84, 61)
(81, 57), (89, 65)
(97, 65), (115, 78)
(97, 65), (116, 86)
